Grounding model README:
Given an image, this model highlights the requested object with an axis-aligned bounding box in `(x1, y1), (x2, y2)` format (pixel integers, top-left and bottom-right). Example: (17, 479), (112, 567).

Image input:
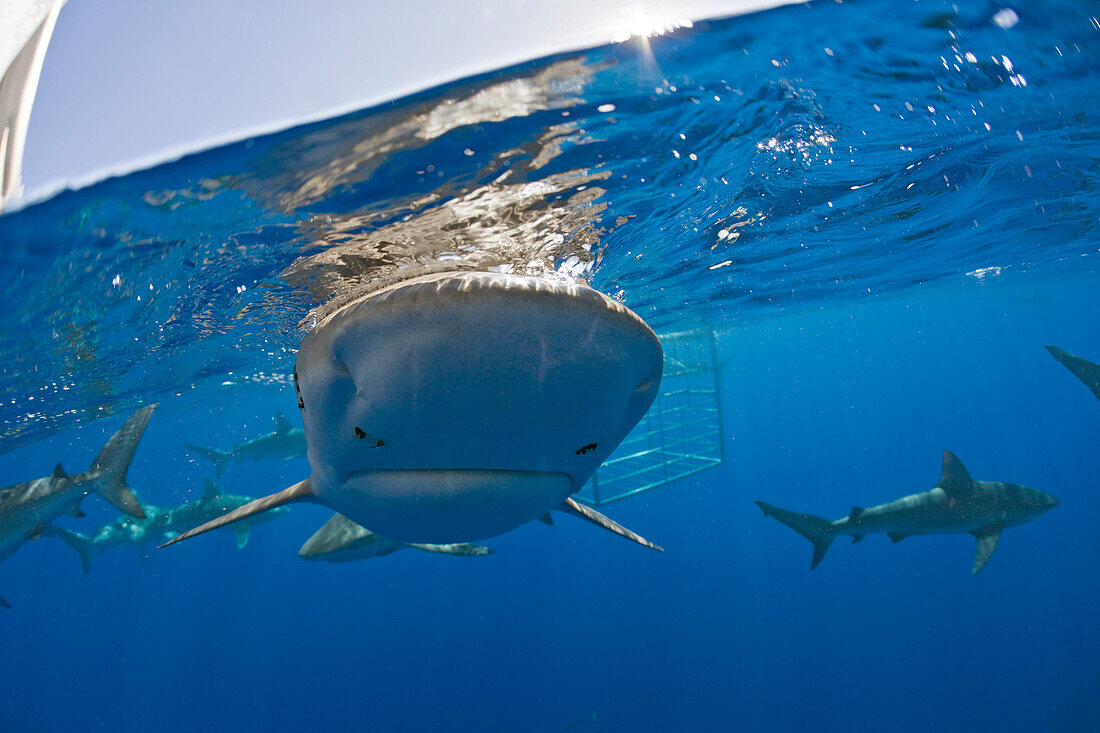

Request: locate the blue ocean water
(1, 0), (1098, 730)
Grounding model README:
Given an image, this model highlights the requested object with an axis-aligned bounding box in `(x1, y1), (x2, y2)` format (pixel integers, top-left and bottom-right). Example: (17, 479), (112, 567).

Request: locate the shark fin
(939, 450), (974, 499)
(185, 444), (232, 479)
(555, 497), (663, 551)
(971, 524), (1003, 573)
(46, 525), (94, 574)
(202, 478), (220, 500)
(851, 534), (867, 544)
(1046, 345), (1100, 400)
(89, 405), (156, 519)
(69, 503), (85, 518)
(406, 542), (494, 556)
(234, 524), (251, 549)
(26, 524), (45, 540)
(848, 506), (864, 523)
(888, 532), (912, 544)
(159, 478), (315, 549)
(274, 413), (293, 434)
(52, 462), (68, 479)
(0, 593), (10, 609)
(755, 500), (837, 569)
(538, 513), (555, 526)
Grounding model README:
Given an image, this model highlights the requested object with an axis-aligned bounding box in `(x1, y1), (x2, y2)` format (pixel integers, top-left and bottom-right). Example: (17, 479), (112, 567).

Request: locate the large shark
(51, 478), (289, 573)
(0, 405), (155, 607)
(1046, 345), (1100, 400)
(298, 512), (493, 562)
(185, 413), (307, 478)
(756, 450), (1059, 573)
(162, 271), (664, 552)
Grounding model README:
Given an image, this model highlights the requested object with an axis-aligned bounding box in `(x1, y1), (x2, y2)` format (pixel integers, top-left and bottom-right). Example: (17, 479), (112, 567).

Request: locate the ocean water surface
(1, 0), (1098, 730)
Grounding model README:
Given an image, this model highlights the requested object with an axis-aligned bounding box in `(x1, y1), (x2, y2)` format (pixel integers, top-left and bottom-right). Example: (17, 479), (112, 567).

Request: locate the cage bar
(577, 328), (725, 506)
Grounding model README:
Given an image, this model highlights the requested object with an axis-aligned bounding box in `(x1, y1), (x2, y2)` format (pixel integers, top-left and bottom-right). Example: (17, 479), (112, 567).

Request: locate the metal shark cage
(577, 328), (725, 506)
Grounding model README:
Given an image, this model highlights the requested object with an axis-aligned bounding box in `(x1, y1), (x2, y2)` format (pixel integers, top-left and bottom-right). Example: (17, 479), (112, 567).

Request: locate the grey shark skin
(161, 271), (664, 552)
(186, 413), (306, 478)
(49, 479), (288, 573)
(299, 512), (493, 562)
(0, 405), (156, 607)
(756, 450), (1059, 573)
(1046, 345), (1100, 400)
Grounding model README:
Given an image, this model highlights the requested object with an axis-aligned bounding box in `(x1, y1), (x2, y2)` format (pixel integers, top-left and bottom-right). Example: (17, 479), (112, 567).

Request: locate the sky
(14, 0), (792, 202)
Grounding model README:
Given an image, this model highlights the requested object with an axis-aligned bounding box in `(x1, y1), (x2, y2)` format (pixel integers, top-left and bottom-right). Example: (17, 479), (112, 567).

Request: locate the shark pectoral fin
(406, 542), (494, 556)
(158, 478), (315, 549)
(69, 504), (85, 518)
(26, 524), (45, 540)
(971, 524), (1003, 574)
(556, 497), (663, 551)
(234, 525), (251, 549)
(537, 513), (554, 527)
(887, 532), (912, 544)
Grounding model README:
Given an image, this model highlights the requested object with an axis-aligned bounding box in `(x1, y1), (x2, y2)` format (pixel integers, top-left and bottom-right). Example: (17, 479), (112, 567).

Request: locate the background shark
(49, 478), (287, 573)
(185, 413), (306, 478)
(298, 512), (494, 563)
(756, 450), (1059, 573)
(1046, 345), (1100, 400)
(0, 405), (155, 607)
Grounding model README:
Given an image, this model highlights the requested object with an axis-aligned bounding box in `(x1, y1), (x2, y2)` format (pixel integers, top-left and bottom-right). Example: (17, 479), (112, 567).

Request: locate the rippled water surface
(2, 0), (1096, 449)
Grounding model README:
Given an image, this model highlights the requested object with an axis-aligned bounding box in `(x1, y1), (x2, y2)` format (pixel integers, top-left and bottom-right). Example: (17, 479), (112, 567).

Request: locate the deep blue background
(1, 267), (1096, 732)
(2, 0), (1099, 729)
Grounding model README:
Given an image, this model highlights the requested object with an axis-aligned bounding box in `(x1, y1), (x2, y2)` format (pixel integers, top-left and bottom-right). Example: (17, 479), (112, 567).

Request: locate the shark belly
(318, 468), (572, 542)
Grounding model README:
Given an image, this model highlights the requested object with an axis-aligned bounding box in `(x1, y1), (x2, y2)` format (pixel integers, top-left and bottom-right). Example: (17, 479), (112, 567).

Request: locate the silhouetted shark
(1046, 345), (1100, 400)
(185, 413), (306, 478)
(49, 478), (287, 573)
(756, 450), (1058, 573)
(0, 405), (155, 607)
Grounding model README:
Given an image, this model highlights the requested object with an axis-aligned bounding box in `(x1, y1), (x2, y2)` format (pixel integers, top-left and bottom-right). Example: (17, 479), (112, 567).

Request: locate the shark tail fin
(158, 478), (315, 549)
(185, 444), (232, 478)
(555, 497), (663, 551)
(755, 500), (837, 569)
(45, 525), (94, 574)
(88, 405), (156, 519)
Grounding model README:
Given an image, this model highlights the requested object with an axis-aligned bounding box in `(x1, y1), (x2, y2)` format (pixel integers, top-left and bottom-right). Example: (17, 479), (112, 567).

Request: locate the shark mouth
(330, 468), (573, 542)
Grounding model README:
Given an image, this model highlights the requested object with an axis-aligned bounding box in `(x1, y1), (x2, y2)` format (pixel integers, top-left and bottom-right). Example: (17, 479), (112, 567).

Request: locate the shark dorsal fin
(971, 524), (1003, 573)
(52, 463), (68, 479)
(274, 413), (292, 434)
(939, 450), (974, 498)
(202, 478), (220, 501)
(848, 506), (864, 523)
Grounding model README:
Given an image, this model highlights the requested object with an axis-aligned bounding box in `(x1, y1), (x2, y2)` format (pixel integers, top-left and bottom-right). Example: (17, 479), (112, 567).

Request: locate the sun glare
(610, 9), (693, 43)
